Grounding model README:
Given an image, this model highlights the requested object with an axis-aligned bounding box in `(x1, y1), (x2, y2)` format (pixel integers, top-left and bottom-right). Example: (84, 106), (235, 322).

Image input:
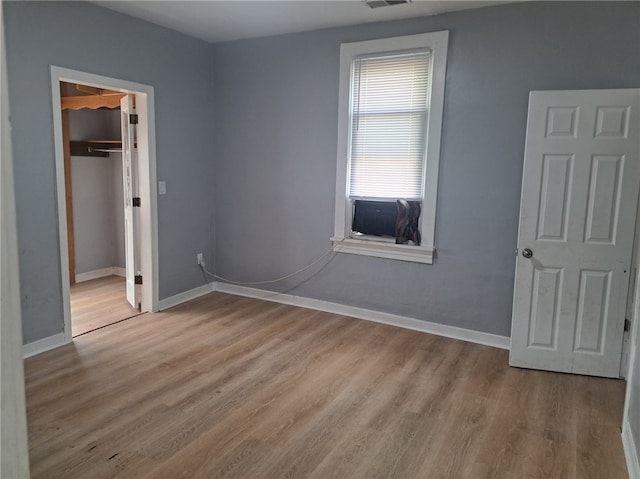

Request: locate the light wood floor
(26, 293), (628, 478)
(70, 275), (141, 336)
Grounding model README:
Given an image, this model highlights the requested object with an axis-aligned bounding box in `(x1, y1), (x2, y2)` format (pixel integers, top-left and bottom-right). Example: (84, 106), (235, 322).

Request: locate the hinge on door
(625, 319), (631, 332)
(129, 113), (139, 125)
(135, 275), (143, 285)
(132, 197), (141, 207)
(514, 248), (519, 256)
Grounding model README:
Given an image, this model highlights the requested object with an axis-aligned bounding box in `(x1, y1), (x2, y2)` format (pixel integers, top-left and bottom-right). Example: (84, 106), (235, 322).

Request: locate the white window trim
(332, 31), (449, 264)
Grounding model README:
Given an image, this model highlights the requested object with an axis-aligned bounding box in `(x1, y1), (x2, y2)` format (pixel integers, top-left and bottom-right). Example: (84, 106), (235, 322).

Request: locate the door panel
(584, 154), (622, 243)
(528, 267), (562, 349)
(536, 154), (572, 241)
(511, 89), (640, 377)
(574, 269), (609, 353)
(120, 94), (140, 310)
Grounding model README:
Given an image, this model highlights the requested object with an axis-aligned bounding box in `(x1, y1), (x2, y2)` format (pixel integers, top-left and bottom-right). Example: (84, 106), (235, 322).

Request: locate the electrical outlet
(196, 253), (204, 266)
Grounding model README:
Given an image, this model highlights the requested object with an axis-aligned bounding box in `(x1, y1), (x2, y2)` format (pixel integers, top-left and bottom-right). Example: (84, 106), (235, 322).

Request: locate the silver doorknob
(522, 248), (533, 259)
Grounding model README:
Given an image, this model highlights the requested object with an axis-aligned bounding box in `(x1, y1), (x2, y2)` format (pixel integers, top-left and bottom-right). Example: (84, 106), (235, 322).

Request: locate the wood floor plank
(25, 292), (630, 479)
(70, 275), (141, 336)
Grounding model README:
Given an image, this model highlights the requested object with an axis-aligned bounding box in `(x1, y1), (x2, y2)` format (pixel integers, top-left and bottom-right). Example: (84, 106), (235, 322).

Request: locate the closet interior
(60, 82), (125, 284)
(60, 81), (139, 336)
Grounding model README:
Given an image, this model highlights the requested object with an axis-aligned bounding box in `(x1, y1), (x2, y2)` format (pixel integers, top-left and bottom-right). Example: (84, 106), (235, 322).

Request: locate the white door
(120, 94), (140, 310)
(510, 89), (640, 378)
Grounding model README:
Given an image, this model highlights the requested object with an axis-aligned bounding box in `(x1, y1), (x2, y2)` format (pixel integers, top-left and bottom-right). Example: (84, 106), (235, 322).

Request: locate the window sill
(331, 237), (434, 264)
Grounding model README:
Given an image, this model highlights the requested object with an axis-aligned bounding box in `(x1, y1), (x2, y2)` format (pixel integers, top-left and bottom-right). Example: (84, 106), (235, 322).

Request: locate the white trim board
(50, 66), (160, 343)
(2, 3), (31, 472)
(24, 281), (509, 357)
(23, 333), (70, 359)
(22, 284), (213, 359)
(332, 31), (448, 264)
(215, 283), (510, 350)
(158, 281), (510, 350)
(623, 423), (640, 479)
(75, 266), (126, 283)
(158, 284), (215, 311)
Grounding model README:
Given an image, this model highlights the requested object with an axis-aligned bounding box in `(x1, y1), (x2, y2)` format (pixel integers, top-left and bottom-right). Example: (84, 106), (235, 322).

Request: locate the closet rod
(88, 147), (122, 153)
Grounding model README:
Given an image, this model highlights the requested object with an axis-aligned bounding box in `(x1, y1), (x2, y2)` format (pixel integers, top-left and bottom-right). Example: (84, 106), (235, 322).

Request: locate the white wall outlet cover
(158, 181), (166, 195)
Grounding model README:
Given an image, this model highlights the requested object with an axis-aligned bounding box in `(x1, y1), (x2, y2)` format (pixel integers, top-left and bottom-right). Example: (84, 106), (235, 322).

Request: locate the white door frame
(622, 232), (640, 476)
(620, 210), (640, 378)
(1, 1), (31, 473)
(50, 66), (159, 341)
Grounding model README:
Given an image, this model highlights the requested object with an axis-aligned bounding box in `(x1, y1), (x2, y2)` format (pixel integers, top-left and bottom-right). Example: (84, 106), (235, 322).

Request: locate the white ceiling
(93, 1), (513, 43)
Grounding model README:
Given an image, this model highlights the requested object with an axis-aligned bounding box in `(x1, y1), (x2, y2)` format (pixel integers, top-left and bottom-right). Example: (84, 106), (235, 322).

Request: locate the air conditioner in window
(351, 200), (397, 237)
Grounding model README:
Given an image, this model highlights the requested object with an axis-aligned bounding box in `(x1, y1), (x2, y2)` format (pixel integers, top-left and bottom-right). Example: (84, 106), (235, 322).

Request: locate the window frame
(332, 31), (449, 265)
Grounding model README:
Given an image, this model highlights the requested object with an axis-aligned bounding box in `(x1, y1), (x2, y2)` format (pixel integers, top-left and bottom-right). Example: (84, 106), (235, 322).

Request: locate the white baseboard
(158, 283), (214, 311)
(624, 423), (640, 479)
(215, 283), (510, 350)
(155, 280), (510, 350)
(23, 333), (70, 359)
(76, 266), (124, 283)
(26, 280), (510, 356)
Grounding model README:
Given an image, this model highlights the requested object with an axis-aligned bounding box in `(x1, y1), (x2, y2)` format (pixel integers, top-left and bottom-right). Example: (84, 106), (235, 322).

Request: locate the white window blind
(349, 51), (431, 199)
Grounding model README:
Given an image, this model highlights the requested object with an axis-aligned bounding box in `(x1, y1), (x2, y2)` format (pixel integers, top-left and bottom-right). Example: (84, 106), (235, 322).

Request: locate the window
(332, 31), (449, 264)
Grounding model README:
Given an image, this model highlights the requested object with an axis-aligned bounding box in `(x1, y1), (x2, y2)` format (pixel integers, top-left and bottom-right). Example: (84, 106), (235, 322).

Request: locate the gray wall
(212, 1), (640, 337)
(5, 1), (640, 344)
(71, 156), (115, 274)
(68, 108), (120, 141)
(4, 1), (215, 343)
(111, 153), (125, 270)
(69, 109), (125, 274)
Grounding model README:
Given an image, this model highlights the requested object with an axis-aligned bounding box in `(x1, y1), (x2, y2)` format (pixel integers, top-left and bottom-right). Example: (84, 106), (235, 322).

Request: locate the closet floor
(71, 275), (142, 336)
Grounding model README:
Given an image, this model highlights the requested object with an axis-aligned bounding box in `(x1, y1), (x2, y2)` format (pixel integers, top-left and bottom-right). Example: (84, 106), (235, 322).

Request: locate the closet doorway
(50, 67), (159, 340)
